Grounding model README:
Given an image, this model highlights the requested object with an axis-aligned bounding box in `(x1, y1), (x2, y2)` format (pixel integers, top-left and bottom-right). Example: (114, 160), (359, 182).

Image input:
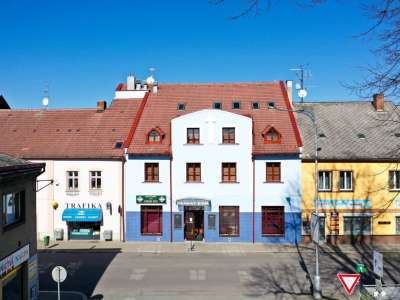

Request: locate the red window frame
(187, 128), (200, 144)
(144, 163), (159, 182)
(186, 163), (201, 182)
(141, 205), (162, 235)
(222, 127), (235, 144)
(263, 127), (282, 144)
(219, 206), (240, 236)
(262, 206), (285, 235)
(266, 162), (281, 182)
(221, 163), (237, 183)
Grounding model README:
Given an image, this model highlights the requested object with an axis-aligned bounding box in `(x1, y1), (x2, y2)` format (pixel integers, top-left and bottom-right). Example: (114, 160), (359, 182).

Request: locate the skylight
(268, 102), (276, 109)
(232, 101), (241, 109)
(115, 142), (123, 149)
(213, 102), (222, 109)
(357, 133), (366, 139)
(252, 102), (260, 109)
(177, 103), (186, 111)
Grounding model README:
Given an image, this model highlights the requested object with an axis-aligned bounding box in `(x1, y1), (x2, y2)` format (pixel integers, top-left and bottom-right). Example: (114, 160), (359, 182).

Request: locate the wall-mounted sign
(176, 198), (211, 207)
(136, 195), (167, 204)
(0, 244), (30, 277)
(319, 199), (371, 210)
(66, 203), (102, 209)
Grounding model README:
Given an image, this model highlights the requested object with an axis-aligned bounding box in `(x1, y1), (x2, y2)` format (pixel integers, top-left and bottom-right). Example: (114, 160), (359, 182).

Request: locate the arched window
(147, 127), (165, 144)
(262, 126), (282, 144)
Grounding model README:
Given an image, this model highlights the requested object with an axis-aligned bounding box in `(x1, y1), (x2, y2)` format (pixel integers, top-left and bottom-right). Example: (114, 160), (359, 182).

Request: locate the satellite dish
(146, 75), (155, 85)
(295, 83), (301, 90)
(42, 96), (49, 107)
(298, 89), (307, 98)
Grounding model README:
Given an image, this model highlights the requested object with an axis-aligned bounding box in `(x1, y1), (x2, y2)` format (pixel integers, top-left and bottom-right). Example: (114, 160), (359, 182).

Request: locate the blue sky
(0, 0), (378, 108)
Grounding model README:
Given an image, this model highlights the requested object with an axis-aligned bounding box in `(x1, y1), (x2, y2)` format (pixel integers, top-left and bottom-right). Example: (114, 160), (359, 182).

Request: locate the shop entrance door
(184, 206), (204, 241)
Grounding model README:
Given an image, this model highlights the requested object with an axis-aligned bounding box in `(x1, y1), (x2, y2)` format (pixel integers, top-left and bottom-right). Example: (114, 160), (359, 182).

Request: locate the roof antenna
(42, 81), (49, 109)
(289, 64), (310, 103)
(146, 67), (156, 85)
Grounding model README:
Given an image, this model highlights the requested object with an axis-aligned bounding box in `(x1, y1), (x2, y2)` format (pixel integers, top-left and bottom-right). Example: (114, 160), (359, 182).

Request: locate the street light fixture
(273, 106), (322, 299)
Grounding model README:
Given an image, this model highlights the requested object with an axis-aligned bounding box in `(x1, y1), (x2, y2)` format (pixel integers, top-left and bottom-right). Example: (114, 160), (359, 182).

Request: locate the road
(38, 245), (400, 300)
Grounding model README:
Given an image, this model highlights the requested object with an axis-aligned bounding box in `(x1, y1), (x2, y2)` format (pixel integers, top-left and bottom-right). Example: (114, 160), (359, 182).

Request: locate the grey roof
(0, 154), (31, 168)
(294, 101), (400, 161)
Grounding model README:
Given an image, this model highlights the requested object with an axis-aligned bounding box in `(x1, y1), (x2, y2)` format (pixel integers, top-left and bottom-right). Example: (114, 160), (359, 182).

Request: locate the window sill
(389, 189), (400, 192)
(262, 234), (285, 237)
(218, 143), (240, 145)
(89, 189), (103, 195)
(338, 189), (353, 192)
(184, 143), (203, 146)
(219, 181), (240, 184)
(66, 190), (80, 195)
(219, 234), (240, 237)
(2, 220), (25, 232)
(264, 181), (284, 184)
(142, 181), (162, 184)
(185, 181), (204, 184)
(318, 189), (332, 192)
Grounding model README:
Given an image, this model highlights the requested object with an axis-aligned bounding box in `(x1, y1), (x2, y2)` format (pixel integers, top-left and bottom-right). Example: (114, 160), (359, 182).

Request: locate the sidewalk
(37, 240), (400, 254)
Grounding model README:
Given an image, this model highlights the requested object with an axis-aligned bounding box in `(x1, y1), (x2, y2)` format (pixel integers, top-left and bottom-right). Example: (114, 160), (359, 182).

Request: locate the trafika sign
(337, 273), (361, 295)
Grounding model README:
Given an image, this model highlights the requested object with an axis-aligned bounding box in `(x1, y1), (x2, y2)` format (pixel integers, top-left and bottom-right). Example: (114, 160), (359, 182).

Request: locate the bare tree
(210, 0), (400, 98)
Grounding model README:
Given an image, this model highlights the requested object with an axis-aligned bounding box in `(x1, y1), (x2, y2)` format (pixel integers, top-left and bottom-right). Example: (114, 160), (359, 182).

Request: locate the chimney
(285, 80), (293, 106)
(96, 100), (107, 112)
(373, 93), (384, 111)
(127, 75), (136, 91)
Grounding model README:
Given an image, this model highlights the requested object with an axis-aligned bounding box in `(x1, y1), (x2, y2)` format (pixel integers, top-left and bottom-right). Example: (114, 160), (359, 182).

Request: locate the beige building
(0, 154), (45, 300)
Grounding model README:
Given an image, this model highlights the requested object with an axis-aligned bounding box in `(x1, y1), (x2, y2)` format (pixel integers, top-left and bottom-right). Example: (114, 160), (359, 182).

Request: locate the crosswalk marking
(129, 268), (147, 280)
(189, 269), (206, 280)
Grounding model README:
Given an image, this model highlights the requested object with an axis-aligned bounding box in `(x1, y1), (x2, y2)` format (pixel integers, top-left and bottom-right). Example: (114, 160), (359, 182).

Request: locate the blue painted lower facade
(126, 210), (301, 243)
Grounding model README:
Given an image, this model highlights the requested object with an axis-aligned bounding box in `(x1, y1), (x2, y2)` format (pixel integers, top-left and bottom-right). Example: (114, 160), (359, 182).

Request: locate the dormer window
(147, 127), (165, 144)
(262, 126), (282, 144)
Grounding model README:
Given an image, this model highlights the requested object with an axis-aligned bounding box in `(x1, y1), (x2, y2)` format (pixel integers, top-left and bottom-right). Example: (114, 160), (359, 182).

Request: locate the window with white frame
(318, 171), (332, 191)
(343, 216), (371, 235)
(90, 171), (102, 190)
(389, 170), (400, 190)
(339, 171), (353, 191)
(2, 191), (25, 227)
(67, 171), (79, 191)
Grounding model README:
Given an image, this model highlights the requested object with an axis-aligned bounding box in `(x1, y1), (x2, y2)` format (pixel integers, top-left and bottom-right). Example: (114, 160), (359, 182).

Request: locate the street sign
(52, 266), (67, 283)
(356, 263), (367, 274)
(337, 273), (361, 295)
(52, 266), (67, 300)
(373, 250), (383, 278)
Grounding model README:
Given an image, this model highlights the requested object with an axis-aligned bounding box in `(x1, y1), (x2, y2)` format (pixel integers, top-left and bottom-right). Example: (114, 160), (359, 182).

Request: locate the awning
(176, 198), (211, 207)
(62, 208), (102, 222)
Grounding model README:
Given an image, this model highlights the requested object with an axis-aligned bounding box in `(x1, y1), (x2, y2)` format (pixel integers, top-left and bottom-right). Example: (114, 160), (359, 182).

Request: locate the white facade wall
(171, 109), (253, 212)
(33, 159), (123, 241)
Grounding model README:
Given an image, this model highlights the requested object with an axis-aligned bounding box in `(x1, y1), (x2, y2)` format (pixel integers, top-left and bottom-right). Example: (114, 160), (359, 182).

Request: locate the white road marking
(129, 268), (147, 281)
(190, 269), (206, 280)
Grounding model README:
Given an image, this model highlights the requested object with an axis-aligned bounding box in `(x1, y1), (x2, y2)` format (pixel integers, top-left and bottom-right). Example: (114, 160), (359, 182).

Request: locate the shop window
(2, 191), (25, 227)
(144, 163), (159, 182)
(141, 206), (162, 235)
(222, 127), (235, 144)
(318, 171), (332, 191)
(219, 206), (239, 236)
(221, 163), (237, 183)
(266, 162), (281, 182)
(343, 216), (371, 235)
(90, 171), (102, 190)
(262, 126), (281, 144)
(67, 171), (79, 191)
(396, 217), (400, 234)
(186, 163), (201, 182)
(262, 206), (284, 235)
(389, 170), (400, 190)
(339, 171), (353, 191)
(187, 128), (200, 144)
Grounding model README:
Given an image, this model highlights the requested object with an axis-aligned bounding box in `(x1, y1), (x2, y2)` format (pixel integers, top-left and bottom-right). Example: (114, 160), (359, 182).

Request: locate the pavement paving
(37, 243), (400, 300)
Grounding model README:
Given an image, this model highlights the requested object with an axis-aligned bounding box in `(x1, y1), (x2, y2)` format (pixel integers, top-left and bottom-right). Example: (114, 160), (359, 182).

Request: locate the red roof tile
(0, 100), (141, 159)
(125, 81), (302, 156)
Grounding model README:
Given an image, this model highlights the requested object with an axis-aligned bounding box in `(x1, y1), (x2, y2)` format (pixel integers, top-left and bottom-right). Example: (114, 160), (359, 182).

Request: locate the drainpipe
(170, 158), (173, 242)
(252, 158), (255, 243)
(121, 155), (126, 242)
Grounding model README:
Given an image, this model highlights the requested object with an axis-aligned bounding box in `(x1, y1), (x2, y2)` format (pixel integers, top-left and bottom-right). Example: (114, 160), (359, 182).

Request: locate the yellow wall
(302, 161), (400, 236)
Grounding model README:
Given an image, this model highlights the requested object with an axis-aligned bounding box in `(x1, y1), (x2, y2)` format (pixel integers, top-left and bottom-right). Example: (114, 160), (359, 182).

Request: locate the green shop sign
(136, 195), (167, 204)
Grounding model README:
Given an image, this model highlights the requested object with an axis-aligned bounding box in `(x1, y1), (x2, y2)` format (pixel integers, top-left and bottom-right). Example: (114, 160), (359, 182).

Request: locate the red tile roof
(0, 100), (141, 159)
(125, 81), (302, 156)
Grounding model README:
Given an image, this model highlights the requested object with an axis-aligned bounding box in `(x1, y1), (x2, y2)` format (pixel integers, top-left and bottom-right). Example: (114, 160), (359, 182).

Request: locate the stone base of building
(303, 234), (400, 244)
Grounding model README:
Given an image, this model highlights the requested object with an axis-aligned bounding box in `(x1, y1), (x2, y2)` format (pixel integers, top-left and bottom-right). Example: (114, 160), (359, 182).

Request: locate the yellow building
(296, 94), (400, 243)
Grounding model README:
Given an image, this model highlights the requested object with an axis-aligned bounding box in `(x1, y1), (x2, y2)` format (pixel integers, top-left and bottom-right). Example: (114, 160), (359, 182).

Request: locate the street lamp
(273, 106), (322, 299)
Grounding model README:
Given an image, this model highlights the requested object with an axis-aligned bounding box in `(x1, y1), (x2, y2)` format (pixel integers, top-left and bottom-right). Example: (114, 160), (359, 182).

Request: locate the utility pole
(290, 65), (308, 103)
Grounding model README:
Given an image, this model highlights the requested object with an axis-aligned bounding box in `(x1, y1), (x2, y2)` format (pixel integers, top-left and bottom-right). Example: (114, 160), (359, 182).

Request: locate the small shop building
(0, 154), (45, 300)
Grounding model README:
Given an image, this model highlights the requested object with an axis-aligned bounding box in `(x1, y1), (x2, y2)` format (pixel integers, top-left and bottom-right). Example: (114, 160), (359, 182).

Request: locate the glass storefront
(2, 266), (23, 300)
(68, 222), (101, 240)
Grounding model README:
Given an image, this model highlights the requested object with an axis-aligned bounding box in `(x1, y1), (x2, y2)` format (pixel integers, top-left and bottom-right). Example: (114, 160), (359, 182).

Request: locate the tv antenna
(290, 65), (310, 103)
(42, 81), (50, 109)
